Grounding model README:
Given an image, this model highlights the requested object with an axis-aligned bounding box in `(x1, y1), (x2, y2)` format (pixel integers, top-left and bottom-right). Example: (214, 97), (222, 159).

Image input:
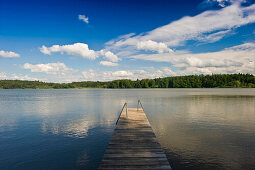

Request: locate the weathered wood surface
(98, 108), (171, 170)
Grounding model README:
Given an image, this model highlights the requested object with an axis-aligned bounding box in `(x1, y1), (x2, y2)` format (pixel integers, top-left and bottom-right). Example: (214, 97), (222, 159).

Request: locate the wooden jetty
(99, 101), (171, 170)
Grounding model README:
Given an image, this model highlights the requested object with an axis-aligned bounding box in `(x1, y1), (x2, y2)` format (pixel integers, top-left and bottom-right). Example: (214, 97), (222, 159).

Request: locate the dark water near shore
(0, 89), (254, 170)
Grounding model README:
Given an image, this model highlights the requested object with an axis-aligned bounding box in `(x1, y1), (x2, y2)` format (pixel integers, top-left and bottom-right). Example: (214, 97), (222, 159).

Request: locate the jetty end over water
(99, 100), (171, 170)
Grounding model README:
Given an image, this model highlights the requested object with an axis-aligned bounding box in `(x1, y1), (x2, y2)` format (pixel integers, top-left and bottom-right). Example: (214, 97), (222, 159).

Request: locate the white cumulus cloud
(23, 62), (73, 75)
(0, 72), (40, 81)
(40, 43), (98, 59)
(99, 61), (118, 66)
(81, 68), (176, 81)
(99, 50), (121, 62)
(130, 42), (255, 75)
(78, 14), (89, 24)
(10, 74), (40, 81)
(136, 40), (173, 53)
(0, 72), (8, 79)
(40, 43), (121, 66)
(0, 50), (20, 58)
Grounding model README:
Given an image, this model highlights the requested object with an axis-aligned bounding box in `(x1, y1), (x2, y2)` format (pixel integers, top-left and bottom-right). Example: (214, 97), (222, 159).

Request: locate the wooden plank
(98, 108), (171, 170)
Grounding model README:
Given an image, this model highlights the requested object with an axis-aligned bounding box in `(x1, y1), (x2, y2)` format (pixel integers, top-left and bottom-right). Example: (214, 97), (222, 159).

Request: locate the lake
(0, 89), (254, 170)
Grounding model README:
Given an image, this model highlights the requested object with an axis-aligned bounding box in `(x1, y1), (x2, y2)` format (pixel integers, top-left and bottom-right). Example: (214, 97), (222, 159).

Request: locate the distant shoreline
(0, 88), (254, 90)
(0, 74), (254, 89)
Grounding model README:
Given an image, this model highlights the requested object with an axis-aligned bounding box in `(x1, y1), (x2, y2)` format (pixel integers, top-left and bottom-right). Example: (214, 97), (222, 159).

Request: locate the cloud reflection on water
(146, 93), (255, 169)
(35, 90), (121, 138)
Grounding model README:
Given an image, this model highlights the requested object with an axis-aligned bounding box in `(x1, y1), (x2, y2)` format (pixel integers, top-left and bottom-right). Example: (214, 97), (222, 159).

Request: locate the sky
(0, 0), (255, 82)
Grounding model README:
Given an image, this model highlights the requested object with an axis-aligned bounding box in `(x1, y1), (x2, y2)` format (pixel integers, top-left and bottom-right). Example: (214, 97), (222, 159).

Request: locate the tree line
(0, 74), (254, 89)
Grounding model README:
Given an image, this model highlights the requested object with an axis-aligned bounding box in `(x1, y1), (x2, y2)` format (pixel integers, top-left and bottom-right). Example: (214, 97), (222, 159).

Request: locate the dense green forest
(0, 74), (254, 89)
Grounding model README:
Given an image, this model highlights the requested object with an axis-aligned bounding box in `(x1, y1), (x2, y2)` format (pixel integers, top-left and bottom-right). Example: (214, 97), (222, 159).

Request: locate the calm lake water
(0, 89), (254, 170)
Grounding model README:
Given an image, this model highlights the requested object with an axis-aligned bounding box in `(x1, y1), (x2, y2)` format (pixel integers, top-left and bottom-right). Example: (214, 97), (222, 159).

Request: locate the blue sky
(0, 0), (254, 82)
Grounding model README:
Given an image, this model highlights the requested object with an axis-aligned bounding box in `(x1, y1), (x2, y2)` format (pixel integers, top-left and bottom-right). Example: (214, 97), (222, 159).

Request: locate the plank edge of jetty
(98, 100), (172, 170)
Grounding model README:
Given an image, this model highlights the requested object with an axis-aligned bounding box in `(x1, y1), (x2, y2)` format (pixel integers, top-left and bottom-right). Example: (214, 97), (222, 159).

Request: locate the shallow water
(0, 89), (254, 169)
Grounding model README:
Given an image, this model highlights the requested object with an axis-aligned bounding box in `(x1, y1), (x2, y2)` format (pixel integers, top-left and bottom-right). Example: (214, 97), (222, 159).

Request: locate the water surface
(0, 89), (254, 169)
